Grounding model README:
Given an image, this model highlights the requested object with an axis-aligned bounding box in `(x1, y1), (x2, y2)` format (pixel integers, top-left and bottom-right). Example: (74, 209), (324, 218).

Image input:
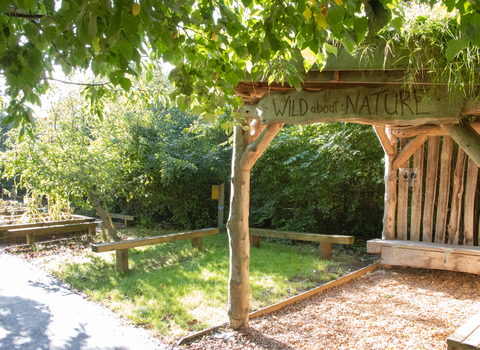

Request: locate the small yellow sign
(211, 185), (219, 200)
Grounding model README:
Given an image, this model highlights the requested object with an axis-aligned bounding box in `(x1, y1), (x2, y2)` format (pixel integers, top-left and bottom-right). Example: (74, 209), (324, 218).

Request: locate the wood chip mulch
(175, 267), (480, 350)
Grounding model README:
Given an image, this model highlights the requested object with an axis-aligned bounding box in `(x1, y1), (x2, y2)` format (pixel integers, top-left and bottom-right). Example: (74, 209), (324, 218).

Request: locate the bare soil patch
(175, 268), (480, 350)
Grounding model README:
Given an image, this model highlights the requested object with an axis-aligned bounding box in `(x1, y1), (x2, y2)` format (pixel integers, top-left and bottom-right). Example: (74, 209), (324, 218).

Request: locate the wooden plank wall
(395, 136), (480, 246)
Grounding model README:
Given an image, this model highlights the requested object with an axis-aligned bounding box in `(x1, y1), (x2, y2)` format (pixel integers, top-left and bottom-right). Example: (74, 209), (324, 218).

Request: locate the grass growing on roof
(42, 229), (358, 340)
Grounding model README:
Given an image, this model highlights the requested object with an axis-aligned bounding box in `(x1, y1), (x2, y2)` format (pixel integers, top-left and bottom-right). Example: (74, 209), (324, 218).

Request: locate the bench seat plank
(463, 326), (480, 350)
(447, 311), (480, 349)
(0, 216), (95, 232)
(249, 228), (354, 244)
(367, 239), (480, 256)
(92, 228), (219, 253)
(108, 213), (134, 221)
(2, 222), (98, 238)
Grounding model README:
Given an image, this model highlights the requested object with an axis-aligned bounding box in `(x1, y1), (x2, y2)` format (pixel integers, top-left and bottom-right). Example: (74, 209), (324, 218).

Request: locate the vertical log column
(375, 126), (397, 240)
(464, 157), (478, 246)
(227, 121), (283, 330)
(423, 137), (440, 242)
(448, 148), (467, 244)
(397, 138), (409, 240)
(435, 136), (453, 243)
(410, 143), (424, 241)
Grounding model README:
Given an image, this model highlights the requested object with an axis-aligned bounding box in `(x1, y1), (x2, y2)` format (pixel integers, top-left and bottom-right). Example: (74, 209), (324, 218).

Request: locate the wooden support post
(227, 122), (283, 330)
(464, 157), (478, 246)
(392, 133), (428, 170)
(26, 233), (34, 245)
(116, 249), (129, 272)
(442, 121), (480, 168)
(218, 183), (225, 229)
(191, 237), (203, 251)
(448, 148), (467, 245)
(318, 242), (332, 260)
(423, 136), (440, 242)
(435, 136), (453, 243)
(381, 127), (397, 240)
(88, 226), (95, 237)
(410, 143), (424, 241)
(397, 138), (410, 240)
(251, 235), (260, 248)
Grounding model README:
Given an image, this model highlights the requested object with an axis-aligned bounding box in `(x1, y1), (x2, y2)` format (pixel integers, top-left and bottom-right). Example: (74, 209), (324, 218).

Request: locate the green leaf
(390, 17), (403, 33)
(445, 37), (469, 61)
(119, 39), (133, 60)
(224, 71), (240, 86)
(324, 43), (338, 57)
(120, 77), (132, 91)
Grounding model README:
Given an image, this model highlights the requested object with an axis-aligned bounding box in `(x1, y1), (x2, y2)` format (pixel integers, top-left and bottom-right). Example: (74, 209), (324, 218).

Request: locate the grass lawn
(7, 228), (375, 341)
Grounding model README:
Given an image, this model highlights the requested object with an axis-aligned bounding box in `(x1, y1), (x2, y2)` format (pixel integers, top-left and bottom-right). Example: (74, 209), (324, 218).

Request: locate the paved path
(0, 251), (168, 350)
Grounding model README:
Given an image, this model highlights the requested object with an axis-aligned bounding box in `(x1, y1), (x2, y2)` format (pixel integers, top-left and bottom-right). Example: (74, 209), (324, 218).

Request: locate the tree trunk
(226, 124), (251, 330)
(88, 191), (121, 242)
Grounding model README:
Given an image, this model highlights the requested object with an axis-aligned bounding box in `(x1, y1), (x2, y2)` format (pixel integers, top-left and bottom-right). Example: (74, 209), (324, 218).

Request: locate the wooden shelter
(226, 48), (480, 329)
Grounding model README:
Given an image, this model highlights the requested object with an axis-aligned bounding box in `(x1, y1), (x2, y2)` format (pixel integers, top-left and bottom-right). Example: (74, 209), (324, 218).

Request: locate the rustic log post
(116, 249), (129, 272)
(464, 157), (478, 246)
(410, 143), (424, 241)
(448, 148), (467, 245)
(227, 122), (283, 330)
(423, 137), (440, 242)
(88, 192), (121, 241)
(377, 126), (397, 240)
(435, 136), (453, 243)
(396, 138), (410, 240)
(191, 237), (203, 251)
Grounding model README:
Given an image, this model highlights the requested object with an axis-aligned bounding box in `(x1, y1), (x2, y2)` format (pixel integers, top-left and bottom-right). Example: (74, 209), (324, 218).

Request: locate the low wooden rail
(92, 228), (219, 272)
(1, 222), (98, 244)
(447, 311), (480, 349)
(249, 228), (354, 260)
(108, 213), (134, 227)
(367, 239), (480, 275)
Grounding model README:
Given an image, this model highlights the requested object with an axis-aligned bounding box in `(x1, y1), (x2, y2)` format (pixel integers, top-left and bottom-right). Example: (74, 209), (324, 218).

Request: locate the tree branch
(240, 122), (284, 171)
(40, 77), (111, 87)
(5, 12), (45, 19)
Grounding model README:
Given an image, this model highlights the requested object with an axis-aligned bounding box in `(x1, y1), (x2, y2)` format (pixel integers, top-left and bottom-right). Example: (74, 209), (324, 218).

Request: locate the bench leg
(319, 242), (332, 260)
(26, 233), (35, 245)
(116, 249), (129, 272)
(191, 237), (203, 251)
(251, 235), (260, 248)
(88, 227), (95, 237)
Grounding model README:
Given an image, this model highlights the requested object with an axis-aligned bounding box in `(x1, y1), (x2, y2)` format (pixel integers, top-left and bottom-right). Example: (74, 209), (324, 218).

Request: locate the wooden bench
(249, 228), (354, 260)
(447, 311), (480, 349)
(367, 239), (480, 275)
(92, 228), (219, 272)
(108, 213), (134, 227)
(2, 222), (98, 244)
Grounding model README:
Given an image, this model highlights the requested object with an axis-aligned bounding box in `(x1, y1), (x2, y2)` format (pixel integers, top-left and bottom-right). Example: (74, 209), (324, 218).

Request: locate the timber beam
(442, 121), (480, 168)
(391, 123), (480, 138)
(392, 133), (428, 170)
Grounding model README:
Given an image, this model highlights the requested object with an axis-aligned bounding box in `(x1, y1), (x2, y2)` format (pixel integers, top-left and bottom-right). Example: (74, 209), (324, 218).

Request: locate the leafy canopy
(0, 0), (477, 128)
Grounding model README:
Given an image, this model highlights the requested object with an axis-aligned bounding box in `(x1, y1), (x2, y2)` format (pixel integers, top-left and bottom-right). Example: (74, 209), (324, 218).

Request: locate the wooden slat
(92, 228), (219, 253)
(391, 123), (480, 138)
(464, 157), (479, 246)
(448, 148), (467, 245)
(0, 216), (95, 231)
(423, 136), (440, 242)
(367, 239), (480, 255)
(435, 136), (454, 244)
(410, 143), (424, 241)
(2, 222), (98, 239)
(383, 127), (397, 240)
(108, 213), (134, 221)
(392, 133), (428, 170)
(249, 229), (354, 244)
(380, 245), (480, 275)
(397, 138), (410, 240)
(462, 326), (480, 350)
(447, 311), (480, 349)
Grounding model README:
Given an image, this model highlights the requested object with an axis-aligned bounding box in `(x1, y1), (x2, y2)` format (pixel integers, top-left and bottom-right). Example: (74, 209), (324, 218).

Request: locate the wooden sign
(211, 185), (219, 200)
(254, 87), (463, 126)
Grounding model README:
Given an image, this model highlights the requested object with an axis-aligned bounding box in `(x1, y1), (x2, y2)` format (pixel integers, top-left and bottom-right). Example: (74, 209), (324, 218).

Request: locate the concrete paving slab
(0, 251), (168, 350)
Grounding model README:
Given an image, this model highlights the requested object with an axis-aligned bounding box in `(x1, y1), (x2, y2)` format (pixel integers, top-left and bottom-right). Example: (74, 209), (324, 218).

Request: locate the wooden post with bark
(88, 192), (121, 242)
(227, 121), (283, 330)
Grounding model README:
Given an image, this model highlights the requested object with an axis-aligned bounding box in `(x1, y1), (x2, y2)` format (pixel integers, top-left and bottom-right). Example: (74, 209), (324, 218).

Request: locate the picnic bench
(0, 215), (97, 244)
(447, 311), (480, 349)
(249, 228), (354, 260)
(108, 213), (134, 227)
(91, 228), (219, 272)
(367, 239), (480, 275)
